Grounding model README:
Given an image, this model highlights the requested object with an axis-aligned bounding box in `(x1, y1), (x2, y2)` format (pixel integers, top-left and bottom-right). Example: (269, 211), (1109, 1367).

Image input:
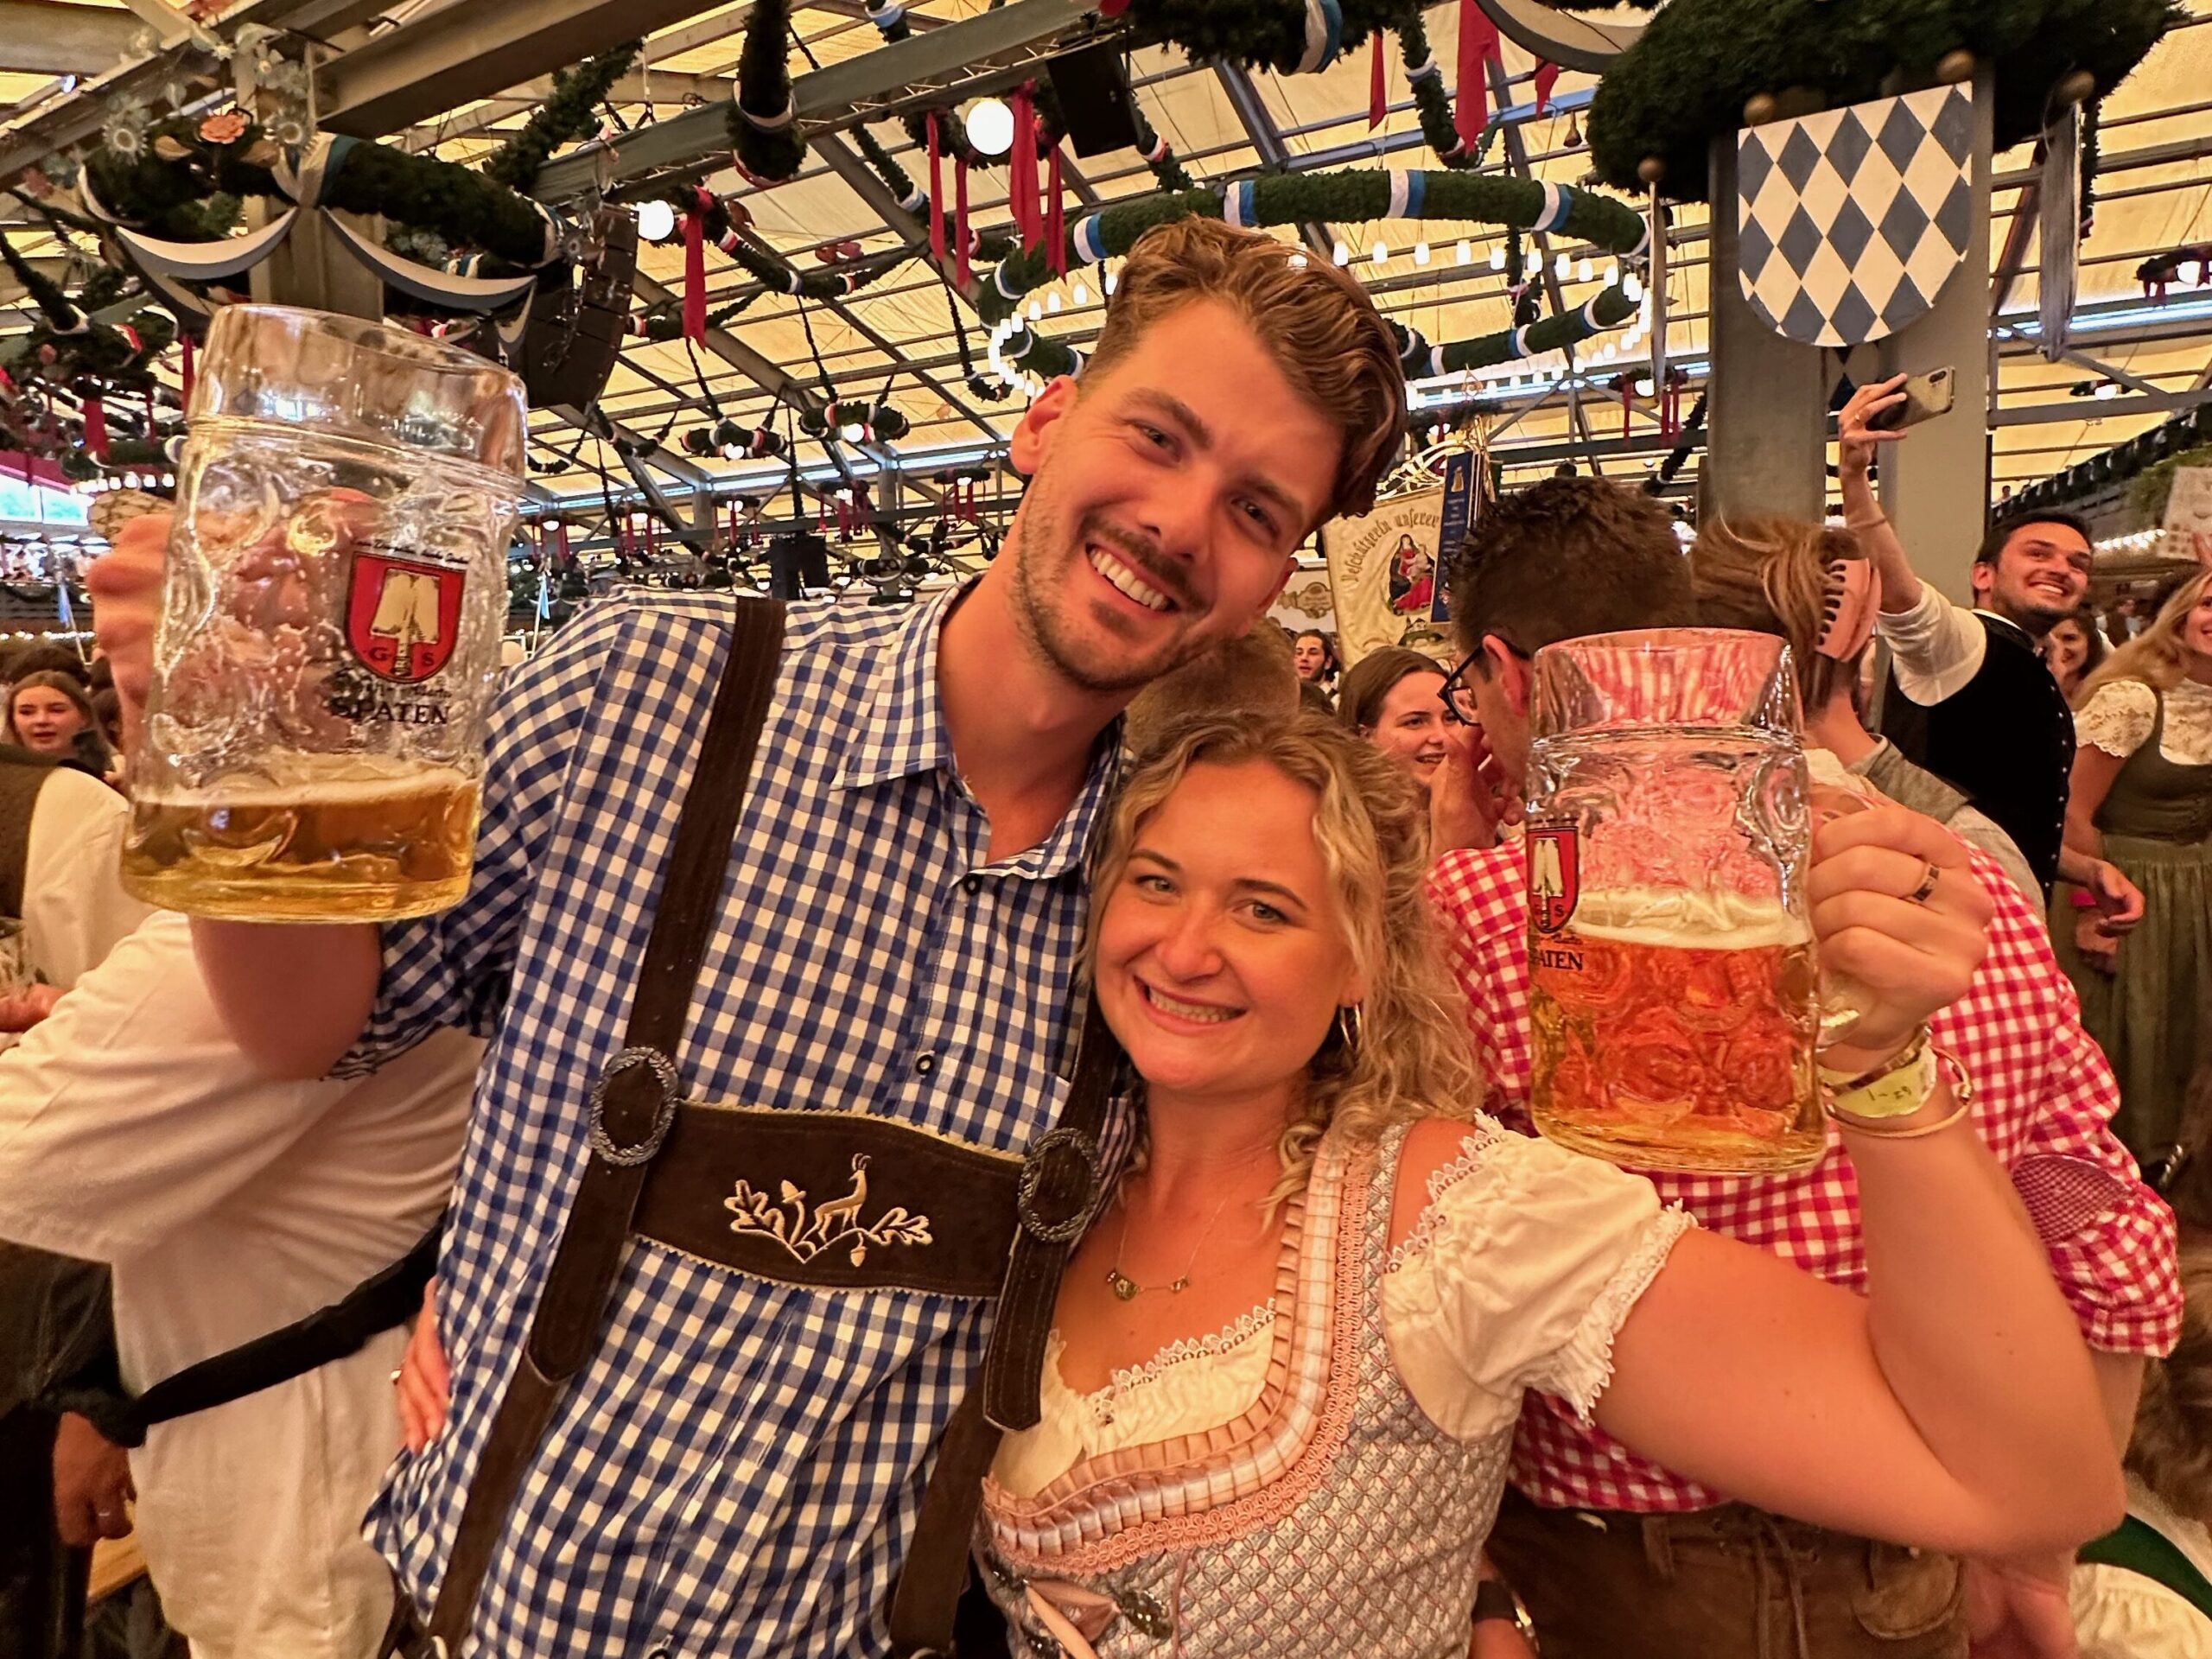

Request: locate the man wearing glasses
(1422, 475), (2176, 1659)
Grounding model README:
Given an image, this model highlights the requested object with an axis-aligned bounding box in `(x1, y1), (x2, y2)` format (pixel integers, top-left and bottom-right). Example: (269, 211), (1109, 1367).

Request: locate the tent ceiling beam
(531, 0), (1093, 202)
(0, 3), (145, 76)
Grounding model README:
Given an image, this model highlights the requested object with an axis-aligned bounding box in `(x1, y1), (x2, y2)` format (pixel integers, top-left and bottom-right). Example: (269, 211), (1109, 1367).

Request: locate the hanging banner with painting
(1320, 485), (1452, 667)
(2162, 467), (2212, 566)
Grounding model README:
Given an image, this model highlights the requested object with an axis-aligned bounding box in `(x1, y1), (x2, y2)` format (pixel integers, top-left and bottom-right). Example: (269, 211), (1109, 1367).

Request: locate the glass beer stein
(1524, 629), (1825, 1175)
(121, 305), (526, 922)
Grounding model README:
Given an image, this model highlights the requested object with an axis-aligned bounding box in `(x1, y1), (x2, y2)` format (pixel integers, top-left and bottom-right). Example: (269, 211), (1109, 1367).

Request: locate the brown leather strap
(423, 597), (785, 1652)
(887, 999), (1122, 1657)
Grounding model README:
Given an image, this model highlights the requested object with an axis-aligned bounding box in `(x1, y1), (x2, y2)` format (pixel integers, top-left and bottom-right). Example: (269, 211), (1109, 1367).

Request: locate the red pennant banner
(1455, 0), (1500, 148)
(82, 395), (107, 460)
(1046, 149), (1066, 276)
(682, 188), (710, 342)
(955, 159), (972, 287)
(926, 112), (947, 266)
(1370, 32), (1388, 130)
(1534, 60), (1560, 117)
(1011, 85), (1039, 252)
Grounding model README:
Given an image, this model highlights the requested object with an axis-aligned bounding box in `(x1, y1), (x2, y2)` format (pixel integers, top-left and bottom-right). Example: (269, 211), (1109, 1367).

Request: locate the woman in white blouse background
(2055, 569), (2212, 1170)
(403, 713), (2126, 1658)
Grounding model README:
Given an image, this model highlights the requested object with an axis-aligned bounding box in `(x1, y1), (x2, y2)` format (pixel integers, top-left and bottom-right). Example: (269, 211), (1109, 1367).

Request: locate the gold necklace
(1105, 1185), (1243, 1300)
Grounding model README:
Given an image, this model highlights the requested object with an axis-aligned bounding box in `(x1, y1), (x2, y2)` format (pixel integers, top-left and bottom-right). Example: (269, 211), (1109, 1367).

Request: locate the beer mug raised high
(121, 306), (526, 921)
(1523, 629), (1825, 1175)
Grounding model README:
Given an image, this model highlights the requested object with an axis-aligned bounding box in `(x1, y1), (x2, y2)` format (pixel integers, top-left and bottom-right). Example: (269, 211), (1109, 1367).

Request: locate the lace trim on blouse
(1383, 1114), (1517, 1274)
(1544, 1206), (1697, 1425)
(1082, 1302), (1278, 1423)
(2077, 678), (2212, 767)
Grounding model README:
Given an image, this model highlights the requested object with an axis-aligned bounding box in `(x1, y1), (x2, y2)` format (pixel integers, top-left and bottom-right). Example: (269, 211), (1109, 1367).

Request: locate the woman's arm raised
(1593, 809), (2122, 1558)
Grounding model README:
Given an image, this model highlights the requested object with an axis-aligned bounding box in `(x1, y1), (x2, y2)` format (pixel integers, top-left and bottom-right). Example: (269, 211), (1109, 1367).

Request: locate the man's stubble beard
(1007, 480), (1217, 697)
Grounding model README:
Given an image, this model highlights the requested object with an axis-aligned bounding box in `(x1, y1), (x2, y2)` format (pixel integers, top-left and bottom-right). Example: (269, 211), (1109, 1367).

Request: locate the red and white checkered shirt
(1428, 839), (2183, 1515)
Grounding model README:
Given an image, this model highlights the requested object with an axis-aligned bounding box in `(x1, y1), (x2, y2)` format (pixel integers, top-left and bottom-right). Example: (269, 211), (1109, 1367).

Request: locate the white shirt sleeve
(1874, 585), (1989, 707)
(1381, 1121), (1695, 1440)
(0, 911), (354, 1261)
(22, 770), (154, 988)
(2075, 680), (2159, 761)
(2070, 1562), (2212, 1659)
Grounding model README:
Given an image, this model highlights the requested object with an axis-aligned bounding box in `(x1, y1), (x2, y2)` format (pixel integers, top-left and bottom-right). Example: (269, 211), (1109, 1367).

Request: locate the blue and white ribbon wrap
(1221, 179), (1260, 229)
(1530, 181), (1573, 235)
(1294, 0), (1344, 73)
(1071, 213), (1109, 265)
(1384, 168), (1428, 223)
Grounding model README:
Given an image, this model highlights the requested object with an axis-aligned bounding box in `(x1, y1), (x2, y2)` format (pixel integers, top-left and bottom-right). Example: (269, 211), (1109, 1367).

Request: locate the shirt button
(963, 874), (983, 895)
(915, 1052), (938, 1077)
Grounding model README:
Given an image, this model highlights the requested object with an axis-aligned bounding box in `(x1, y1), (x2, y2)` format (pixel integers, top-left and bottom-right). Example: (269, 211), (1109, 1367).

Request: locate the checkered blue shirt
(346, 584), (1118, 1655)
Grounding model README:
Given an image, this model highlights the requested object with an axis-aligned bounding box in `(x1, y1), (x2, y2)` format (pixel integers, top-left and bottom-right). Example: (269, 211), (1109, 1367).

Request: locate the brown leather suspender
(424, 596), (787, 1650)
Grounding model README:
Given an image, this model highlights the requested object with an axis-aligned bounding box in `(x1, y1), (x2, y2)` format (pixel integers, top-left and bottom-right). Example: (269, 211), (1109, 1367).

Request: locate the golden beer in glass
(1524, 630), (1826, 1175)
(120, 306), (525, 922)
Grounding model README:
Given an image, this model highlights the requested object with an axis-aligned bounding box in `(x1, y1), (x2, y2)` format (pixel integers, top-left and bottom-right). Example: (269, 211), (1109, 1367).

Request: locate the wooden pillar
(1703, 132), (1827, 523)
(1875, 67), (1996, 603)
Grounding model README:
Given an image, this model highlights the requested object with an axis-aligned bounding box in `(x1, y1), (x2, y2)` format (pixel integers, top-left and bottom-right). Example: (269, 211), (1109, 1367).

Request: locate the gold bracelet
(1827, 1095), (1972, 1140)
(1817, 1025), (1931, 1090)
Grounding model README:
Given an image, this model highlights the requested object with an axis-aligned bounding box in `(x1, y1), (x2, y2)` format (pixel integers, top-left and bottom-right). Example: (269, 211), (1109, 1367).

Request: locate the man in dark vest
(1840, 377), (2144, 924)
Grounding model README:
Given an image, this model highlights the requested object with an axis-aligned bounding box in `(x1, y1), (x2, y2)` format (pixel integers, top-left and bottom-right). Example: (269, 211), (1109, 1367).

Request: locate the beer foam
(137, 760), (474, 808)
(1562, 885), (1809, 949)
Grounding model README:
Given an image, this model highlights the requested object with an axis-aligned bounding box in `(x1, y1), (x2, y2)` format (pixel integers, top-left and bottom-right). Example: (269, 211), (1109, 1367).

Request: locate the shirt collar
(839, 585), (965, 790)
(836, 585), (1124, 881)
(1973, 607), (2034, 645)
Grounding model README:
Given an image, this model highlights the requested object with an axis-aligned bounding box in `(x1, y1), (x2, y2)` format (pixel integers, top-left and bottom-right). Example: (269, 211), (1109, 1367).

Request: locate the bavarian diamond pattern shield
(1737, 85), (1975, 347)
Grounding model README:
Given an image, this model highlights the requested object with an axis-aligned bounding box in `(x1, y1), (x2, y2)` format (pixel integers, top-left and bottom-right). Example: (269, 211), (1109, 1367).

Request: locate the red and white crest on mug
(1527, 822), (1580, 936)
(346, 552), (464, 683)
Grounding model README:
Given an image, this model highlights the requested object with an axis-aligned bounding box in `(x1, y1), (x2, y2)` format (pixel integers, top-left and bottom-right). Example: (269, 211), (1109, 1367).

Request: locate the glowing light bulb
(1634, 376), (1656, 397)
(1624, 272), (1643, 301)
(965, 96), (1014, 157)
(1554, 251), (1572, 278)
(1104, 270), (1118, 294)
(1455, 238), (1472, 265)
(1488, 245), (1505, 270)
(1332, 240), (1351, 266)
(1605, 261), (1620, 285)
(1046, 290), (1061, 313)
(635, 199), (677, 243)
(1287, 251), (1307, 269)
(1371, 239), (1389, 264)
(839, 423), (867, 442)
(1414, 240), (1431, 265)
(1072, 281), (1089, 304)
(1027, 301), (1041, 321)
(2094, 379), (2120, 400)
(1579, 257), (1594, 282)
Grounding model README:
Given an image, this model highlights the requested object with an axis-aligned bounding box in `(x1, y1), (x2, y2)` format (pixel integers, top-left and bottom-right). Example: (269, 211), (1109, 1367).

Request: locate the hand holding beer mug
(118, 307), (526, 921)
(1521, 631), (1840, 1173)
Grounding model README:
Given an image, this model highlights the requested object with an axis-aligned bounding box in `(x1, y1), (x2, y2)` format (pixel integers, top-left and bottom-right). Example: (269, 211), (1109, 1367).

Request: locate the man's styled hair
(1446, 477), (1694, 659)
(1974, 510), (2093, 569)
(1086, 218), (1407, 524)
(1122, 622), (1300, 757)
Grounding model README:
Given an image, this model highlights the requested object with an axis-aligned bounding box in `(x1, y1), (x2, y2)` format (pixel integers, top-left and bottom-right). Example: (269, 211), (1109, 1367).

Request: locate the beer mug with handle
(121, 306), (527, 921)
(1523, 628), (1830, 1175)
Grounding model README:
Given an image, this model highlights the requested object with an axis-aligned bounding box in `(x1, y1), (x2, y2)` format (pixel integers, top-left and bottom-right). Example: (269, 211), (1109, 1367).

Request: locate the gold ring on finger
(1906, 861), (1941, 905)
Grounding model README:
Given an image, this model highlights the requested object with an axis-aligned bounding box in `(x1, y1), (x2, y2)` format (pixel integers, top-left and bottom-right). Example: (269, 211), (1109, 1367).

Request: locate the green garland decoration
(652, 194), (917, 301)
(730, 0), (806, 182)
(975, 168), (1648, 326)
(481, 41), (641, 192)
(1123, 0), (1424, 73)
(1395, 15), (1474, 169)
(1128, 105), (1196, 193)
(0, 234), (175, 395)
(798, 398), (912, 441)
(980, 169), (1644, 383)
(88, 118), (556, 265)
(852, 124), (919, 208)
(1587, 0), (2181, 203)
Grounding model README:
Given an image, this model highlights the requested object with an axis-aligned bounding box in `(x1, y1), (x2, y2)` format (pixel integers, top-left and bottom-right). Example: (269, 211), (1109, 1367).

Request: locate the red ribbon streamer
(1533, 60), (1560, 117)
(1011, 85), (1039, 252)
(82, 395), (107, 460)
(1455, 0), (1500, 148)
(1370, 32), (1388, 129)
(955, 159), (972, 287)
(1046, 148), (1066, 276)
(682, 188), (710, 342)
(926, 112), (947, 266)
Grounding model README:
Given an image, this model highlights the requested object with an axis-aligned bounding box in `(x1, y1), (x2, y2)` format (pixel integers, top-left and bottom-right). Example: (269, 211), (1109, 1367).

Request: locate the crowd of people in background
(0, 217), (2208, 1659)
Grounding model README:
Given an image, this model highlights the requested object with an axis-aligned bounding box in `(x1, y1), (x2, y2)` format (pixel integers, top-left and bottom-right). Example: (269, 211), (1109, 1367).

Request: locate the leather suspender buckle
(586, 1046), (682, 1167)
(1015, 1126), (1099, 1245)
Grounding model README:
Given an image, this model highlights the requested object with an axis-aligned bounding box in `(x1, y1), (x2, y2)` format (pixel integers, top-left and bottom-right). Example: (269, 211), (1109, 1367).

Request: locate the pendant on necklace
(1108, 1269), (1139, 1300)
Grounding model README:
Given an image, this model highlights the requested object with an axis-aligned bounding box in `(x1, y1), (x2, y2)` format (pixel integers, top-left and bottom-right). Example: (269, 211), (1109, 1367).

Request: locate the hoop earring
(1336, 1003), (1364, 1052)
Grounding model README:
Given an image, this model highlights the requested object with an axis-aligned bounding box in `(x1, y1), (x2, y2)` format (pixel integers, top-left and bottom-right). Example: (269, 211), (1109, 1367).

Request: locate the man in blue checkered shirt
(92, 218), (1407, 1655)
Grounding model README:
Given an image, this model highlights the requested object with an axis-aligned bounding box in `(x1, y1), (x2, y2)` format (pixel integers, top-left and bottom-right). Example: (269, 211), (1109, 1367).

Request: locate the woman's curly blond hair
(1089, 710), (1484, 1205)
